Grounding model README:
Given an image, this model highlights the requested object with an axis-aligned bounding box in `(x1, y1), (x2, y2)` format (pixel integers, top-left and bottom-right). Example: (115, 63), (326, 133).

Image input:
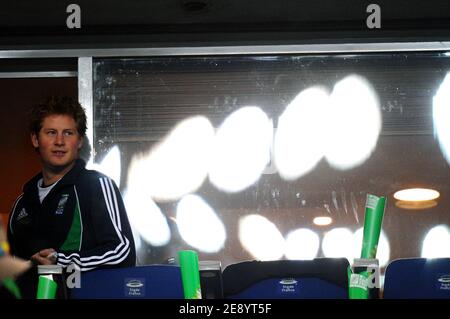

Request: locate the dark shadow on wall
(0, 77), (78, 227)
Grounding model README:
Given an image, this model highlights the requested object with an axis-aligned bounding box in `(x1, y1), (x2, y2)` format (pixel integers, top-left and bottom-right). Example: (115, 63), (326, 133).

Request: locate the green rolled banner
(178, 250), (202, 299)
(36, 275), (57, 299)
(361, 194), (386, 259)
(348, 269), (369, 299)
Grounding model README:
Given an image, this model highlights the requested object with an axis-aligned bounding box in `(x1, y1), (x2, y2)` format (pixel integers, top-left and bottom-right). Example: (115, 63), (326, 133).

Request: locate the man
(7, 96), (136, 297)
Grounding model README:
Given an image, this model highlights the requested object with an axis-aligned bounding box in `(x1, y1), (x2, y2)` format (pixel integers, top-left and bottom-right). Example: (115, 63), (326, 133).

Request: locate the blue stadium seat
(384, 258), (450, 299)
(70, 265), (184, 299)
(222, 258), (349, 299)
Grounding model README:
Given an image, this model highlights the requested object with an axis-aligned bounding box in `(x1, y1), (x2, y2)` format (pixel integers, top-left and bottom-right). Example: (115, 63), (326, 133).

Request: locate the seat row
(70, 257), (450, 299)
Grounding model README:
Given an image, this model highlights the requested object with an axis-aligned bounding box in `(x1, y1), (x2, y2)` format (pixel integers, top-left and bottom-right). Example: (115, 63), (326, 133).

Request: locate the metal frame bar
(0, 71), (77, 78)
(2, 42), (450, 59)
(78, 57), (94, 167)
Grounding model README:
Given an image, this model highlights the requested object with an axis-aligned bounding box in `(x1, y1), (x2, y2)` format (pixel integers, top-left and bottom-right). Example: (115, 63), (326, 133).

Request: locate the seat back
(222, 258), (349, 299)
(384, 258), (450, 299)
(70, 265), (184, 299)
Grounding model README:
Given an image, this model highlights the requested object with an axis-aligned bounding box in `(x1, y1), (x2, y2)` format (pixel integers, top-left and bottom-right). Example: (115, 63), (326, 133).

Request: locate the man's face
(31, 114), (83, 171)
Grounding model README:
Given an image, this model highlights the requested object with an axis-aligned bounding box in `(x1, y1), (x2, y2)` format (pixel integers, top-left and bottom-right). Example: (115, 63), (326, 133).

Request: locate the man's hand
(31, 248), (57, 265)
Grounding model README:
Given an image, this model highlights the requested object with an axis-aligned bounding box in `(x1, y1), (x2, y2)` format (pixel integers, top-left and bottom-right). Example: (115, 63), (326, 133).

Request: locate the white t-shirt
(37, 178), (61, 203)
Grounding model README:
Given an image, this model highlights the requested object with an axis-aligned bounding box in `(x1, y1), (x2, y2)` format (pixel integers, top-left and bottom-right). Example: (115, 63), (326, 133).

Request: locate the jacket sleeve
(56, 176), (135, 271)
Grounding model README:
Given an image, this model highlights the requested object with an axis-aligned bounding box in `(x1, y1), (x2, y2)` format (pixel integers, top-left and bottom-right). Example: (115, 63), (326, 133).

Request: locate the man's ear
(31, 133), (39, 148)
(78, 136), (84, 149)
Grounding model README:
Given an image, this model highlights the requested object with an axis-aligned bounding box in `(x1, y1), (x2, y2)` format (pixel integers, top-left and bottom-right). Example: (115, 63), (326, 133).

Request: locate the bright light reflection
(88, 145), (121, 185)
(313, 216), (333, 226)
(274, 87), (329, 180)
(209, 106), (272, 193)
(421, 225), (450, 258)
(322, 228), (354, 261)
(176, 194), (226, 253)
(123, 188), (171, 246)
(394, 188), (440, 201)
(325, 75), (381, 170)
(239, 214), (285, 261)
(433, 72), (450, 164)
(285, 228), (319, 260)
(352, 228), (390, 267)
(127, 116), (214, 201)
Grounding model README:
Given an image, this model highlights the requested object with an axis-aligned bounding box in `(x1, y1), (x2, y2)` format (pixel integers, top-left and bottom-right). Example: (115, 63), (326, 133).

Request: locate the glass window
(92, 53), (450, 272)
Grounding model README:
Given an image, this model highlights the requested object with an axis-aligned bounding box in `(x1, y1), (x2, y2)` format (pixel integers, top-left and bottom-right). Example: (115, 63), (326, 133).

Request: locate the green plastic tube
(1, 278), (22, 299)
(36, 275), (57, 299)
(348, 267), (369, 299)
(178, 250), (202, 299)
(361, 194), (386, 259)
(349, 194), (385, 299)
